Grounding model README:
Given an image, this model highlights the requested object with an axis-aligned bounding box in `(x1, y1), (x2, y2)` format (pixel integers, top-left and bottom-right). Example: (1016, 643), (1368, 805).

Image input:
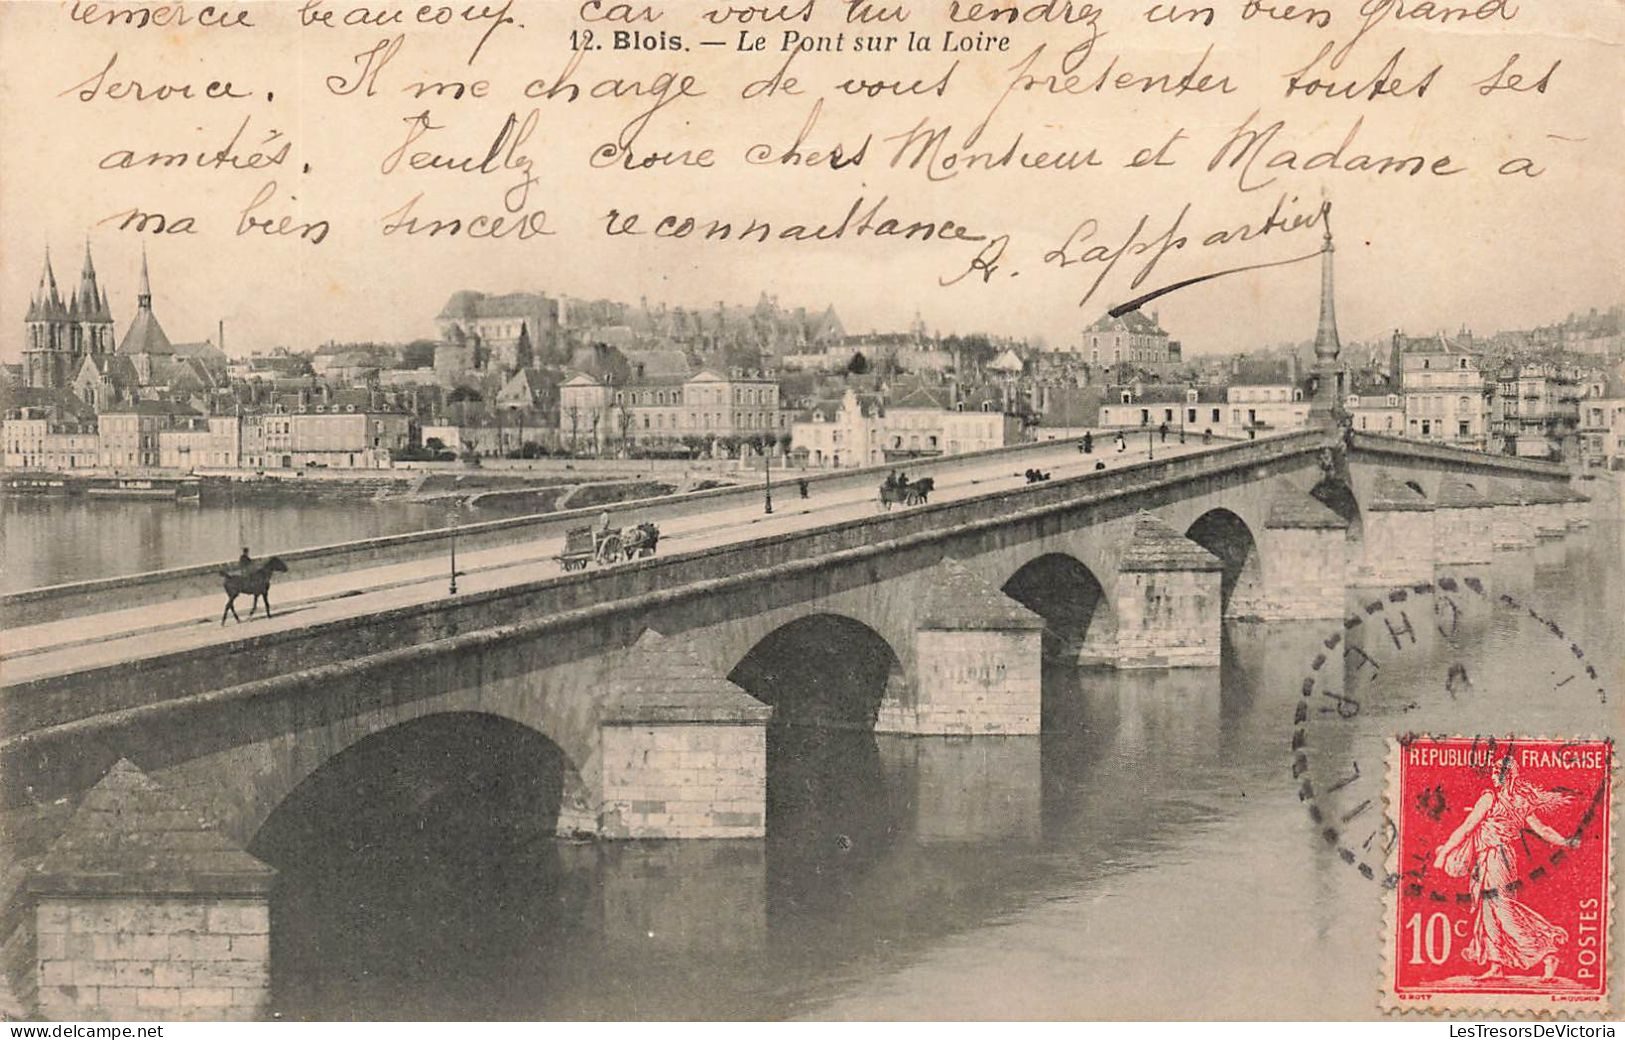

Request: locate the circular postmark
(1289, 572), (1615, 896)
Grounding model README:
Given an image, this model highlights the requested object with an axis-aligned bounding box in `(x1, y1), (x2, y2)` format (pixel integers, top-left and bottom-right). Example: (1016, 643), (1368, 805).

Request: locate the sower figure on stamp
(1431, 754), (1580, 981)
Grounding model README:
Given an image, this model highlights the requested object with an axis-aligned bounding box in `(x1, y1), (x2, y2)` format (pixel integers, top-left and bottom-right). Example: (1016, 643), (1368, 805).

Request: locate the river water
(9, 487), (1621, 1019)
(0, 494), (449, 592)
(254, 504), (1620, 1021)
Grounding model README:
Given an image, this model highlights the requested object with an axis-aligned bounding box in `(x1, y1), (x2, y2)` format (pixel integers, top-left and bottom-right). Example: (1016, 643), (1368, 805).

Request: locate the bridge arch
(1183, 508), (1264, 616)
(247, 712), (590, 1017)
(727, 613), (906, 729)
(248, 711), (583, 860)
(1000, 552), (1115, 662)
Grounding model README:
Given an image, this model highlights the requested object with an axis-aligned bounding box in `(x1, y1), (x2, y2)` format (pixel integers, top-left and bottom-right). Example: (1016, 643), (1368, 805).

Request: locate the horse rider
(237, 547), (254, 576)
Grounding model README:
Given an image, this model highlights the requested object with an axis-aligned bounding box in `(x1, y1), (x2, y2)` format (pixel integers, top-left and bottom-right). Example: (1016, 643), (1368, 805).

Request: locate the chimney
(218, 320), (224, 352)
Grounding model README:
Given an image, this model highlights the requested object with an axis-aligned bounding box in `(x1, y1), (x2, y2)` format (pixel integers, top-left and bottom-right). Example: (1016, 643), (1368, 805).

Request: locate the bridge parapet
(2, 434), (1140, 628)
(1347, 431), (1570, 483)
(1, 432), (1330, 758)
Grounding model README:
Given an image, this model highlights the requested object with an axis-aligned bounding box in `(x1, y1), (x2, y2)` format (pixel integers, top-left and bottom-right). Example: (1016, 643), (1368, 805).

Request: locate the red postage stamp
(1384, 736), (1614, 1014)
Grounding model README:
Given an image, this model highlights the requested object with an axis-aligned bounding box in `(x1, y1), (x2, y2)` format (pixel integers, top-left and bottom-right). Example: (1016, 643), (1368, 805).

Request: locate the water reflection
(251, 520), (1620, 1020)
(1, 494), (449, 591)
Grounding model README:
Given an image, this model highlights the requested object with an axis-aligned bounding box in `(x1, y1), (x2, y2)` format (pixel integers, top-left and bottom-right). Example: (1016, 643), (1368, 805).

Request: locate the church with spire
(18, 242), (227, 410)
(22, 242), (114, 390)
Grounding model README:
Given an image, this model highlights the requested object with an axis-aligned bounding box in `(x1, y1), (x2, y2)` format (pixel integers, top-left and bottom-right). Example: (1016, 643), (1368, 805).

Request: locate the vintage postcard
(0, 0), (1621, 1024)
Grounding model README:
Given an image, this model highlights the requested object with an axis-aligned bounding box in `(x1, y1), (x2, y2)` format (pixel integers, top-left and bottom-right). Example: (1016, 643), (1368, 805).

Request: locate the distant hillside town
(4, 239), (1623, 475)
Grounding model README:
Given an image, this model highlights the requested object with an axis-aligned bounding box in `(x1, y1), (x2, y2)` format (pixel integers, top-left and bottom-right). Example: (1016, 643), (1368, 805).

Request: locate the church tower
(23, 241), (116, 390)
(1308, 225), (1347, 426)
(24, 248), (73, 389)
(72, 239), (115, 358)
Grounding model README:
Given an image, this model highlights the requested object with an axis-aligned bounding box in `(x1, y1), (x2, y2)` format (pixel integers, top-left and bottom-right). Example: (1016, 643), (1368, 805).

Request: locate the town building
(791, 388), (1012, 469)
(97, 400), (199, 469)
(1490, 358), (1586, 459)
(436, 291), (557, 373)
(1345, 376), (1405, 436)
(1, 411), (99, 470)
(1578, 372), (1625, 471)
(1100, 386), (1229, 435)
(1394, 334), (1488, 448)
(1081, 312), (1177, 367)
(561, 368), (788, 450)
(158, 416), (243, 471)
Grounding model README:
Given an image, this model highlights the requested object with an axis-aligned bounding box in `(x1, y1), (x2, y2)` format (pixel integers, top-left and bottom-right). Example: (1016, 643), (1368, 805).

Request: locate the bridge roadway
(1, 433), (1227, 685)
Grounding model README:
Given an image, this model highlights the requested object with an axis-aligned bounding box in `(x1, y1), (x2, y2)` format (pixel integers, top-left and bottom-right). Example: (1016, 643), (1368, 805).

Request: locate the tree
(847, 351), (870, 375)
(399, 339), (439, 369)
(448, 386), (483, 404)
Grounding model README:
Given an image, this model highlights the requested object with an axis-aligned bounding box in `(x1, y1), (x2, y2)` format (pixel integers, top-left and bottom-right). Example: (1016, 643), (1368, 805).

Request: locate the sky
(2, 0), (1621, 360)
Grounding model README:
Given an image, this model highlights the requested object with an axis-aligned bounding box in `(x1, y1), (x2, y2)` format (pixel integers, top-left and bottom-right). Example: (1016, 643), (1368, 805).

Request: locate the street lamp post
(763, 445), (774, 515)
(448, 498), (460, 595)
(1148, 426), (1155, 461)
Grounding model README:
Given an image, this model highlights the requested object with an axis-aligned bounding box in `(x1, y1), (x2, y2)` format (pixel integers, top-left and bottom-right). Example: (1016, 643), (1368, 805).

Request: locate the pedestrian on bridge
(798, 478), (809, 499)
(1082, 431), (1094, 454)
(1158, 422), (1169, 443)
(1115, 432), (1127, 453)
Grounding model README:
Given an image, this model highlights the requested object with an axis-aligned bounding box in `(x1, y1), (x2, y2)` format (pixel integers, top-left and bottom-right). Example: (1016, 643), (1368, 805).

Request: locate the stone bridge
(0, 430), (1588, 1020)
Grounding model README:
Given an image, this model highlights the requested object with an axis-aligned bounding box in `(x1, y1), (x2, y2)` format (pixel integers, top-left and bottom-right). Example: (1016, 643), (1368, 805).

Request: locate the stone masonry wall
(1434, 508), (1493, 565)
(1255, 527), (1345, 620)
(878, 629), (1041, 735)
(1355, 510), (1434, 586)
(1492, 504), (1535, 549)
(35, 897), (268, 1022)
(1114, 570), (1221, 668)
(598, 723), (765, 839)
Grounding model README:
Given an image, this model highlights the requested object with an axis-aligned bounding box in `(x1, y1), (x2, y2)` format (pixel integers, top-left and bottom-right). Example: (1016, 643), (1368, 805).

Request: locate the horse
(622, 522), (661, 560)
(903, 477), (934, 506)
(220, 557), (288, 625)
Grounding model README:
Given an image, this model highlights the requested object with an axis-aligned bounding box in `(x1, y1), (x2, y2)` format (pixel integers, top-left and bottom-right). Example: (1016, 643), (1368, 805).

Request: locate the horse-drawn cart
(557, 522), (661, 571)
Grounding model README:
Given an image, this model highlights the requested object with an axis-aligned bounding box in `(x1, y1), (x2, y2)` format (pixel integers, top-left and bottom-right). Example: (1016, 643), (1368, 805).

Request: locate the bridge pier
(1562, 487), (1592, 530)
(1354, 474), (1434, 586)
(1434, 475), (1494, 567)
(1112, 513), (1224, 669)
(1256, 489), (1349, 620)
(597, 632), (772, 840)
(29, 760), (275, 1022)
(1523, 482), (1570, 540)
(1489, 480), (1537, 551)
(876, 559), (1044, 735)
